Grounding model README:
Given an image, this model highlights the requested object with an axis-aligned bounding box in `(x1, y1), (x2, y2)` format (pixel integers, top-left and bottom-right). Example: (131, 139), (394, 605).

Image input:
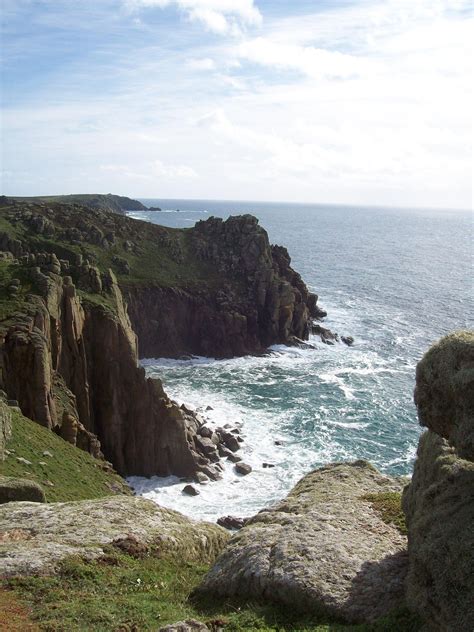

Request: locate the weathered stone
(182, 484), (200, 496)
(234, 462), (252, 475)
(158, 620), (210, 632)
(217, 516), (247, 530)
(0, 402), (12, 461)
(197, 461), (407, 624)
(0, 476), (46, 504)
(0, 496), (229, 576)
(402, 331), (474, 631)
(414, 330), (474, 460)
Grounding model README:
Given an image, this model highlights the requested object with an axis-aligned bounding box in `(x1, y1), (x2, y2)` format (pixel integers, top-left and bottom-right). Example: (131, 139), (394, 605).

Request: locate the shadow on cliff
(342, 549), (414, 626)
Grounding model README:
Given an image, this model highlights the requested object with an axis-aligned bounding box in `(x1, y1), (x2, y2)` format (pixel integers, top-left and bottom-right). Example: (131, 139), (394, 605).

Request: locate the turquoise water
(128, 200), (473, 521)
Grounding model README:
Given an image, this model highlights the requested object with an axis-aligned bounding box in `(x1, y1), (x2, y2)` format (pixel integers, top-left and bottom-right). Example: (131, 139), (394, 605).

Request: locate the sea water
(127, 200), (472, 522)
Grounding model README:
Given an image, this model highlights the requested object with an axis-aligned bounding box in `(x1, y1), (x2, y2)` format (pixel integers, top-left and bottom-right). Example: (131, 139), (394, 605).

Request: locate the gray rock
(234, 462), (252, 475)
(226, 453), (241, 463)
(16, 456), (32, 466)
(0, 496), (228, 576)
(0, 476), (46, 504)
(217, 516), (246, 530)
(158, 620), (209, 632)
(183, 484), (200, 496)
(414, 330), (474, 460)
(403, 331), (474, 631)
(197, 461), (407, 623)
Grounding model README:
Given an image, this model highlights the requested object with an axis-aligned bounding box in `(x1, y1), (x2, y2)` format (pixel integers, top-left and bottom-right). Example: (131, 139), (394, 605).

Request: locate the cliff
(126, 214), (319, 357)
(0, 199), (320, 478)
(7, 193), (147, 215)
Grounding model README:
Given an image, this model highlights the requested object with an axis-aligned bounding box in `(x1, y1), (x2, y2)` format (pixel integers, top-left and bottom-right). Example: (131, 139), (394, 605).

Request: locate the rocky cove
(0, 197), (472, 631)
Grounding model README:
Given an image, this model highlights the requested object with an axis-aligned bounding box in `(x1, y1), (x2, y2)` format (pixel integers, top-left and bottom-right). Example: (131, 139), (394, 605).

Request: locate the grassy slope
(0, 203), (224, 291)
(0, 410), (130, 502)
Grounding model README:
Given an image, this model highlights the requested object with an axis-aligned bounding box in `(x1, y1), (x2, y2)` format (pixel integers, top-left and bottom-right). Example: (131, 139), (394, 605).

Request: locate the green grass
(361, 492), (407, 536)
(0, 203), (227, 291)
(4, 550), (422, 632)
(0, 409), (130, 502)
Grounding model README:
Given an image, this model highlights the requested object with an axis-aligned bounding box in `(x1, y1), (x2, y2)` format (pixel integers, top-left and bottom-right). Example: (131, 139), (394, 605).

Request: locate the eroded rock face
(126, 215), (320, 358)
(197, 461), (407, 623)
(0, 401), (12, 461)
(403, 331), (474, 631)
(0, 270), (223, 479)
(414, 330), (474, 460)
(0, 496), (229, 577)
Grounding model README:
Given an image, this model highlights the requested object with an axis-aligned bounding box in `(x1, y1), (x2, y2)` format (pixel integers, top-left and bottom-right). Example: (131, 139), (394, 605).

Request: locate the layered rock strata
(402, 331), (474, 631)
(0, 496), (229, 577)
(197, 461), (407, 623)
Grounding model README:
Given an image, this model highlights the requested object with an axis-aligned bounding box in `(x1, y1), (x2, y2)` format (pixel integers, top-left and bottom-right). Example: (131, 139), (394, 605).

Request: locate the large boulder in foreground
(414, 330), (474, 460)
(197, 461), (407, 623)
(0, 496), (229, 577)
(0, 476), (46, 504)
(403, 331), (474, 631)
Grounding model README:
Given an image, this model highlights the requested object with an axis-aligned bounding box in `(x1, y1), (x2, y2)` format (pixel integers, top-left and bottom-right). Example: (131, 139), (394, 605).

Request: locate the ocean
(127, 200), (473, 522)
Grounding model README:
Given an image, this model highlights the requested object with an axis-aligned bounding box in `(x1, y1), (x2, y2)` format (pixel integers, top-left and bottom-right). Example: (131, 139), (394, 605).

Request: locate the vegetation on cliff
(1, 407), (130, 502)
(9, 193), (147, 215)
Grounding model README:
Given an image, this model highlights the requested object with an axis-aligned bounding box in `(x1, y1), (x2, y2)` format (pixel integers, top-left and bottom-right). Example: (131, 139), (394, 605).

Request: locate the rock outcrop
(0, 267), (223, 479)
(197, 461), (407, 623)
(402, 331), (474, 631)
(0, 476), (46, 504)
(126, 215), (320, 358)
(0, 400), (11, 461)
(0, 496), (229, 577)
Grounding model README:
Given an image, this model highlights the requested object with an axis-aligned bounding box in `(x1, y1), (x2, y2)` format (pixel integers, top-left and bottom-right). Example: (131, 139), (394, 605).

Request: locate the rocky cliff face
(402, 331), (474, 631)
(126, 215), (319, 358)
(0, 261), (223, 479)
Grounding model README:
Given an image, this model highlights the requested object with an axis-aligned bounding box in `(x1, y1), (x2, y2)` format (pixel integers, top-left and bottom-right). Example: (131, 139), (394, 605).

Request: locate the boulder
(197, 461), (407, 623)
(182, 484), (200, 496)
(414, 330), (474, 460)
(217, 516), (247, 530)
(159, 621), (209, 632)
(0, 476), (46, 504)
(403, 331), (474, 631)
(0, 496), (229, 577)
(234, 462), (252, 476)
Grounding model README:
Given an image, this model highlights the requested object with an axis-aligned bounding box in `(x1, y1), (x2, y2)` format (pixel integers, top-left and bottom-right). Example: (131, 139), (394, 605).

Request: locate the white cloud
(154, 160), (198, 179)
(125, 0), (262, 34)
(186, 57), (216, 70)
(238, 37), (377, 79)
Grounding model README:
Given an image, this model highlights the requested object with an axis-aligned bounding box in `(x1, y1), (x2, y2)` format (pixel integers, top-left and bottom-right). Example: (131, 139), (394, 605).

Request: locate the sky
(0, 0), (472, 208)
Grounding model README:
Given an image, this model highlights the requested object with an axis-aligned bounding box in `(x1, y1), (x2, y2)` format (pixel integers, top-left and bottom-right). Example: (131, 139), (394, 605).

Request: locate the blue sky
(1, 0), (472, 208)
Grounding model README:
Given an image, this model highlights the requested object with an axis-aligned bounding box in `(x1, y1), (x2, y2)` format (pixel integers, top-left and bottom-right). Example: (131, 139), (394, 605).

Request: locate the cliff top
(5, 193), (147, 215)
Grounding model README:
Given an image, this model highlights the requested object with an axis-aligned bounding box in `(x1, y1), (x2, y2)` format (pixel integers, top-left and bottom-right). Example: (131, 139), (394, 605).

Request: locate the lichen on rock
(0, 496), (229, 577)
(197, 460), (407, 624)
(403, 330), (474, 631)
